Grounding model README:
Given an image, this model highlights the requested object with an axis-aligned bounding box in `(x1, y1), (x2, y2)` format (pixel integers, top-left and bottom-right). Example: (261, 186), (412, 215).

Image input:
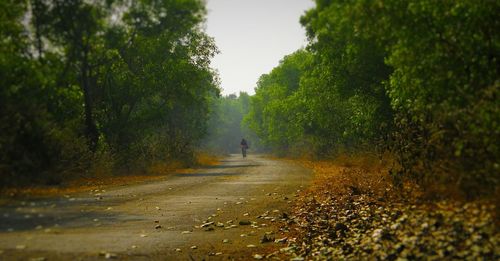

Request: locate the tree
(0, 0), (221, 185)
(247, 0), (499, 197)
(244, 50), (313, 154)
(95, 0), (220, 166)
(375, 0), (500, 196)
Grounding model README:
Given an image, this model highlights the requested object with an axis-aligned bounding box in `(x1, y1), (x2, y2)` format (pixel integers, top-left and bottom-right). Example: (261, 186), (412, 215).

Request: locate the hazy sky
(205, 0), (314, 95)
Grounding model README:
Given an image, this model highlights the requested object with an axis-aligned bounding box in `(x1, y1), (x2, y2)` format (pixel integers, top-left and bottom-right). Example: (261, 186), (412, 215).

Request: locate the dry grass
(194, 152), (220, 166)
(147, 160), (186, 175)
(279, 156), (499, 260)
(291, 153), (418, 204)
(1, 153), (221, 199)
(288, 153), (498, 220)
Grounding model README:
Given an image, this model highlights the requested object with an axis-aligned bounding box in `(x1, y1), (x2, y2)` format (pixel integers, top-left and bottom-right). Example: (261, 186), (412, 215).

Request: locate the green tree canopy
(0, 0), (220, 185)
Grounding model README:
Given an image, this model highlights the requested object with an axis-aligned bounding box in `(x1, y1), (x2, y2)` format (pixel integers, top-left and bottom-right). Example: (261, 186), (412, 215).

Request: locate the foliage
(0, 0), (219, 185)
(245, 18), (392, 156)
(244, 50), (313, 155)
(95, 0), (219, 167)
(376, 0), (500, 198)
(245, 0), (499, 198)
(298, 1), (394, 155)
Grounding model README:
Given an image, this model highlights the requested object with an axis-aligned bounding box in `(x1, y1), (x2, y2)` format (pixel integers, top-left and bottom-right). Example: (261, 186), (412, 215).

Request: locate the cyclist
(240, 138), (249, 157)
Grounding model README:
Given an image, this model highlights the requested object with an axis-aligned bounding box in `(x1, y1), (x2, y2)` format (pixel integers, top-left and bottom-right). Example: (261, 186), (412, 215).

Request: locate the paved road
(0, 154), (311, 260)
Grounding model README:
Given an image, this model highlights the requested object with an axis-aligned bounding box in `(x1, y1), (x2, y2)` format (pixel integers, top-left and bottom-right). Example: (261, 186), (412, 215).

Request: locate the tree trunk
(81, 44), (99, 152)
(31, 0), (44, 58)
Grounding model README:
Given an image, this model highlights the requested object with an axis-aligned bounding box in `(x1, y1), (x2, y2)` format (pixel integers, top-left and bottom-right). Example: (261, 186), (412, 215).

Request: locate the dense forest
(1, 0), (220, 185)
(1, 0), (498, 200)
(244, 0), (499, 198)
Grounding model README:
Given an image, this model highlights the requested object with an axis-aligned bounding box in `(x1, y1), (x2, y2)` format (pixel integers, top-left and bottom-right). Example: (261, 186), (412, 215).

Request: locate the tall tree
(45, 0), (106, 151)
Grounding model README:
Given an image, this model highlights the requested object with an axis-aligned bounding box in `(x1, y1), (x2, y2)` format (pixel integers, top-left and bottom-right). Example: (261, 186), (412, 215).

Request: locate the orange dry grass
(293, 153), (410, 203)
(148, 161), (186, 175)
(194, 152), (220, 166)
(2, 153), (220, 199)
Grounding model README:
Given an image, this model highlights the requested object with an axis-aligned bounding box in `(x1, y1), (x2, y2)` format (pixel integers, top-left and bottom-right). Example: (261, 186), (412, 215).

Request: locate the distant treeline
(203, 93), (261, 155)
(244, 0), (499, 198)
(1, 0), (219, 185)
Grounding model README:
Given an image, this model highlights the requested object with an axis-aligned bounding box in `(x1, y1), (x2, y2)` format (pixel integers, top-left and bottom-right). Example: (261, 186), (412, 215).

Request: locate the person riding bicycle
(240, 138), (249, 158)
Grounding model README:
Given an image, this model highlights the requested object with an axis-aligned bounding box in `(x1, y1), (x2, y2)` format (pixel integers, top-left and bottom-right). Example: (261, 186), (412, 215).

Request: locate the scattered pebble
(261, 233), (275, 243)
(29, 258), (46, 261)
(201, 221), (214, 228)
(105, 253), (117, 259)
(239, 220), (251, 225)
(275, 237), (287, 244)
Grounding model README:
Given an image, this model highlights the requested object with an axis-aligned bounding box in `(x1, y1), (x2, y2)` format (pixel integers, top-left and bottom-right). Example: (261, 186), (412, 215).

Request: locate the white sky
(205, 0), (314, 95)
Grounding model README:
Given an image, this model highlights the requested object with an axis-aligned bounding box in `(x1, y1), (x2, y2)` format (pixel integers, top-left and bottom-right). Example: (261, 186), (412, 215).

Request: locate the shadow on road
(0, 204), (143, 232)
(174, 172), (243, 177)
(202, 164), (259, 169)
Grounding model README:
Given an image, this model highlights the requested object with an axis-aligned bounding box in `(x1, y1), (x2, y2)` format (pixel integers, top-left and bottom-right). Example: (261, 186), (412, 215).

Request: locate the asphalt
(0, 154), (312, 260)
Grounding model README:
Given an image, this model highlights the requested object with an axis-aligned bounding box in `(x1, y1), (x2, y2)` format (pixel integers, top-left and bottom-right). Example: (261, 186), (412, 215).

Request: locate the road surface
(0, 154), (311, 260)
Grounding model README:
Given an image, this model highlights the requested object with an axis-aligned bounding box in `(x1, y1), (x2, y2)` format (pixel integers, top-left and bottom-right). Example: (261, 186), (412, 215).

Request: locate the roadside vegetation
(243, 1), (499, 259)
(276, 157), (497, 260)
(1, 0), (220, 187)
(244, 0), (499, 200)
